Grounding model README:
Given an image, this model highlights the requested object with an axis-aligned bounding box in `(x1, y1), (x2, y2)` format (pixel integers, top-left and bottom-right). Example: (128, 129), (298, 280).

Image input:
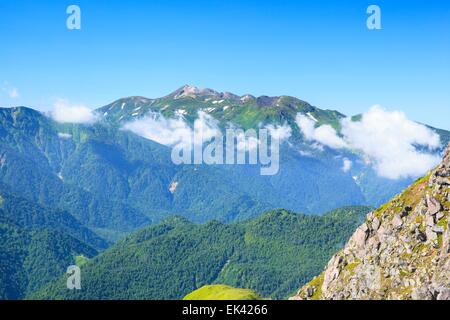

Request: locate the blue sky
(0, 0), (449, 129)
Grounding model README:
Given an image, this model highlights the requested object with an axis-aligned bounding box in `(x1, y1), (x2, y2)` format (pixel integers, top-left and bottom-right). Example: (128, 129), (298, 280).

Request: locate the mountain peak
(165, 85), (245, 103)
(168, 85), (221, 99)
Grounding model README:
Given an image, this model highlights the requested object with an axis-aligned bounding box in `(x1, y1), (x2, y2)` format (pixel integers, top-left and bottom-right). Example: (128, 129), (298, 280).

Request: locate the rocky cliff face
(292, 145), (450, 300)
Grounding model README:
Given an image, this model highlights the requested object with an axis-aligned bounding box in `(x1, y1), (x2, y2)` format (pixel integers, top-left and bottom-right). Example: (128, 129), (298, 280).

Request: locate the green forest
(30, 206), (371, 300)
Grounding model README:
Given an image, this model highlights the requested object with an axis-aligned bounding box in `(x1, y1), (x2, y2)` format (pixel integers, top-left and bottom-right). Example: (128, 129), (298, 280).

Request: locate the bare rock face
(291, 144), (450, 300)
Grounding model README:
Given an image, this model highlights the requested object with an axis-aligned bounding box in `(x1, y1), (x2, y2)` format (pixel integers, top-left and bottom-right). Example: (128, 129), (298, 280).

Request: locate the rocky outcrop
(291, 145), (450, 300)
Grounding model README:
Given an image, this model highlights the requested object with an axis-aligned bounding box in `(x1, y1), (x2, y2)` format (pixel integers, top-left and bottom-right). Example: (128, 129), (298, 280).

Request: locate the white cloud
(295, 114), (347, 149)
(122, 113), (191, 146)
(340, 106), (441, 180)
(193, 111), (222, 144)
(124, 113), (293, 155)
(342, 158), (352, 172)
(51, 99), (99, 124)
(265, 124), (292, 141)
(296, 106), (442, 180)
(122, 111), (221, 148)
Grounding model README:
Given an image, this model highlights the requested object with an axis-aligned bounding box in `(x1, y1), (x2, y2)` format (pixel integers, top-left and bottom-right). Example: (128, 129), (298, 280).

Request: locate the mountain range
(2, 86), (448, 236)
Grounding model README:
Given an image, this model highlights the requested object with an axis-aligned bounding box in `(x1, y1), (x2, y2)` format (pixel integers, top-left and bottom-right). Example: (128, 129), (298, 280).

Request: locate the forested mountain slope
(0, 217), (97, 299)
(32, 206), (371, 300)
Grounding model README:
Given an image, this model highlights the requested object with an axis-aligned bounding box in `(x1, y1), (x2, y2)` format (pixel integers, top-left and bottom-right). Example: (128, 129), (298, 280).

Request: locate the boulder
(426, 196), (441, 216)
(437, 289), (450, 300)
(371, 217), (381, 231)
(392, 215), (403, 229)
(353, 224), (369, 248)
(426, 215), (435, 227)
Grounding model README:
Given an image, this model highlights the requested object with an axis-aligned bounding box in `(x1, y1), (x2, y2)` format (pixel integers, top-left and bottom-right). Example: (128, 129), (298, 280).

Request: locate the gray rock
(353, 224), (369, 248)
(436, 177), (450, 185)
(426, 215), (435, 227)
(426, 196), (441, 216)
(426, 228), (438, 241)
(432, 226), (444, 234)
(372, 217), (381, 231)
(437, 289), (450, 300)
(392, 215), (403, 229)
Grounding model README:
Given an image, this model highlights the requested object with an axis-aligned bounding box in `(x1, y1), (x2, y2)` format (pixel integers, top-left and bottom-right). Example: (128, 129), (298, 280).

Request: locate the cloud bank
(266, 124), (292, 141)
(123, 112), (292, 152)
(122, 111), (221, 149)
(51, 99), (99, 124)
(296, 106), (441, 180)
(296, 114), (347, 149)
